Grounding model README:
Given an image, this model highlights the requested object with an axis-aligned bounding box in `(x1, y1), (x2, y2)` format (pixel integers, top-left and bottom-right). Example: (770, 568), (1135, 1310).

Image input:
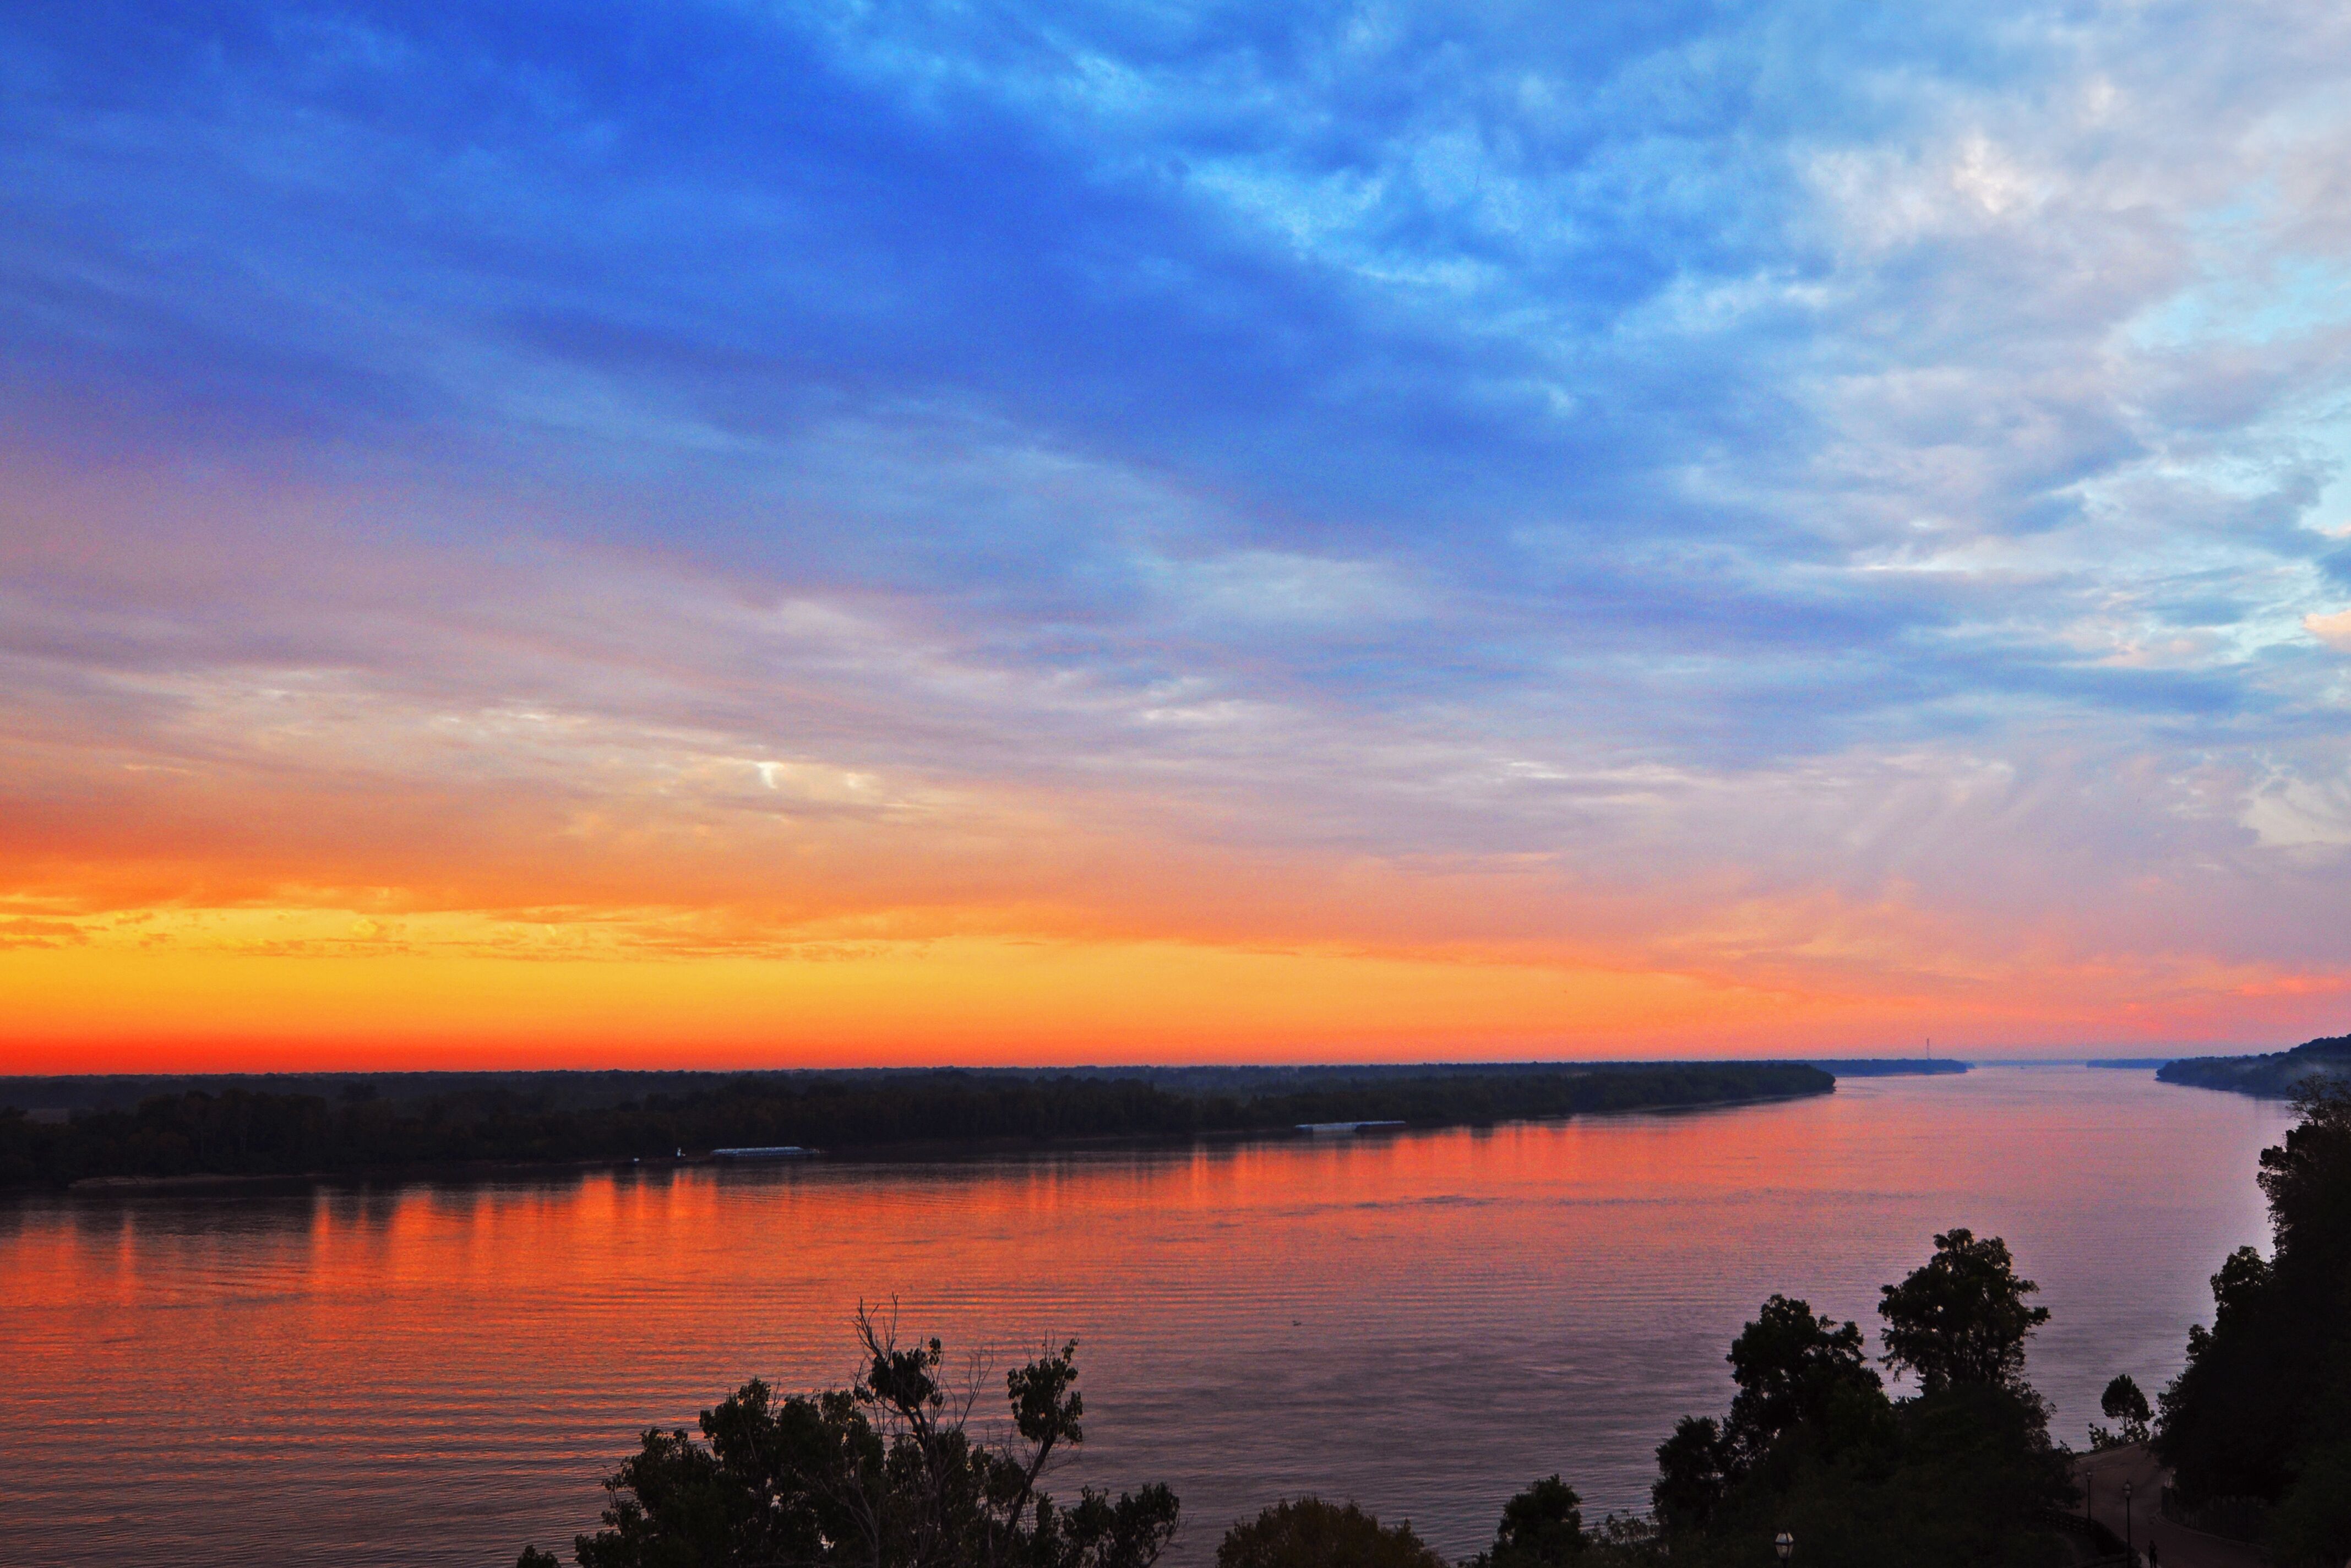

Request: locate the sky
(5, 0), (2351, 1070)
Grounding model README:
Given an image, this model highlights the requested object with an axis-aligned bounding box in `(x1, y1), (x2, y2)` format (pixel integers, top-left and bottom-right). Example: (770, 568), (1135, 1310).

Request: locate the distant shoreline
(2156, 1032), (2350, 1099)
(14, 1081), (1833, 1204)
(2, 1057), (1946, 1117)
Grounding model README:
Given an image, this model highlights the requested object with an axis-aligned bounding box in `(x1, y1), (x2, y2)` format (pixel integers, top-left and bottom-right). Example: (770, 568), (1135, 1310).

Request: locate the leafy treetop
(1877, 1228), (2048, 1394)
(518, 1309), (1177, 1568)
(1215, 1498), (1445, 1568)
(1466, 1476), (1587, 1568)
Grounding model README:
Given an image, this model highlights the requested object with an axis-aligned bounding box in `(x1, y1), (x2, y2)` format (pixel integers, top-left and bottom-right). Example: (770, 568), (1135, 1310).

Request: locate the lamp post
(2124, 1479), (2134, 1564)
(1773, 1531), (1794, 1565)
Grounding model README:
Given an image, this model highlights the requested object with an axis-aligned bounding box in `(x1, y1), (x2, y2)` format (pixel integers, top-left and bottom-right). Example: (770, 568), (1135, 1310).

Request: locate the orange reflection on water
(0, 1070), (2292, 1568)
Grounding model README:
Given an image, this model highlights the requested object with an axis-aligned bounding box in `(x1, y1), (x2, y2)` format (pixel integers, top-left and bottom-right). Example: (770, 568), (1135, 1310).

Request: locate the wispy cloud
(4, 0), (2351, 1058)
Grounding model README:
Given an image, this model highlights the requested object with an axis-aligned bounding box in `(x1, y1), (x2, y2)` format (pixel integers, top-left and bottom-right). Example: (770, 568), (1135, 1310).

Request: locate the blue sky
(4, 0), (2351, 1060)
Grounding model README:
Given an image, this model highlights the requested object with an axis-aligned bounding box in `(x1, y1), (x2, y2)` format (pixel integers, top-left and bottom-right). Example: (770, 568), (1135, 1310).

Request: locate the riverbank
(2158, 1032), (2349, 1098)
(42, 1084), (1842, 1194)
(3, 1061), (1834, 1191)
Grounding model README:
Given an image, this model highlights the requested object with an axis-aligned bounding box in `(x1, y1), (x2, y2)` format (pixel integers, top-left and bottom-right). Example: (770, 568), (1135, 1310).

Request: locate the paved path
(2074, 1444), (2270, 1568)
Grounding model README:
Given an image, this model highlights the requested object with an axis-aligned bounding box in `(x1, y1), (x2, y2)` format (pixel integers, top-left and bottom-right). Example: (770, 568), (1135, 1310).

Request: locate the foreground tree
(1215, 1499), (1444, 1568)
(2267, 1438), (2351, 1565)
(1650, 1417), (1733, 1534)
(519, 1310), (1178, 1568)
(2158, 1080), (2351, 1555)
(1646, 1233), (2071, 1568)
(1877, 1229), (2049, 1393)
(1724, 1295), (1881, 1466)
(1646, 1297), (1882, 1534)
(1465, 1476), (1587, 1568)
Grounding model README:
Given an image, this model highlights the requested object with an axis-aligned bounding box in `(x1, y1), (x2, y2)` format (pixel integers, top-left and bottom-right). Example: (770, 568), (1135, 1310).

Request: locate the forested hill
(2158, 1033), (2351, 1097)
(0, 1062), (1830, 1190)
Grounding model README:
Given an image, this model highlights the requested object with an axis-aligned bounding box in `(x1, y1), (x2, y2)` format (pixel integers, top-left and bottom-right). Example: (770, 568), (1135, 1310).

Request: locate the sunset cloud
(2308, 609), (2351, 653)
(5, 1), (2351, 1065)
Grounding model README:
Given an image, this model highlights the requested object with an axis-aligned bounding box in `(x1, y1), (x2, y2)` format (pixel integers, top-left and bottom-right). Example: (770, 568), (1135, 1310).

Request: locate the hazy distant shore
(2157, 1032), (2351, 1098)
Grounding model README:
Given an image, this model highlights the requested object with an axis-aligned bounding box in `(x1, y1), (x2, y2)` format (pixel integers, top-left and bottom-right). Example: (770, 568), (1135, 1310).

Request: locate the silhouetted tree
(1876, 1229), (2048, 1393)
(2158, 1081), (2351, 1532)
(1651, 1417), (1733, 1533)
(520, 1309), (1177, 1568)
(1465, 1475), (1586, 1568)
(1215, 1499), (1445, 1568)
(1645, 1234), (2072, 1568)
(2087, 1374), (2150, 1449)
(1724, 1295), (1881, 1466)
(1645, 1294), (1885, 1539)
(2268, 1438), (2351, 1565)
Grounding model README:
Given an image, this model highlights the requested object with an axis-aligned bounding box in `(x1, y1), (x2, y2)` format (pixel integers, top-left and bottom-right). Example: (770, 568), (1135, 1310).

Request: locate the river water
(0, 1066), (2294, 1567)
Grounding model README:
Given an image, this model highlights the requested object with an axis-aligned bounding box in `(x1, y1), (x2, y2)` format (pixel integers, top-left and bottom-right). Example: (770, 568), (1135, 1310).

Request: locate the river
(0, 1066), (2294, 1566)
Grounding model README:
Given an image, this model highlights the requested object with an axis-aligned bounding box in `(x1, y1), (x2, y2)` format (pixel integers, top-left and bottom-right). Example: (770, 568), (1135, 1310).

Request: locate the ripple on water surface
(0, 1068), (2293, 1567)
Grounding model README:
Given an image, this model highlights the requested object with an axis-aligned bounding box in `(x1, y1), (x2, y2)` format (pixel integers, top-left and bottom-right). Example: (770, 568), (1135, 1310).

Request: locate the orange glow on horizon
(9, 469), (2348, 1077)
(6, 902), (2343, 1072)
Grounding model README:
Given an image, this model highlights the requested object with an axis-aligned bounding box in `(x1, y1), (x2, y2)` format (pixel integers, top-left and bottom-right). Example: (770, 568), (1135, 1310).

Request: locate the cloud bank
(4, 0), (2351, 1063)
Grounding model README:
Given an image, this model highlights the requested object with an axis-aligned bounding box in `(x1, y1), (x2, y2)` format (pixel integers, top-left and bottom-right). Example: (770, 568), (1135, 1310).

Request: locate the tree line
(2156, 1031), (2351, 1098)
(2151, 1079), (2351, 1561)
(0, 1063), (1831, 1188)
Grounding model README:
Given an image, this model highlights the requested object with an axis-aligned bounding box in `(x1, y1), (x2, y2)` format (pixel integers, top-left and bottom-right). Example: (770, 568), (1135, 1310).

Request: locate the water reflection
(0, 1069), (2293, 1567)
